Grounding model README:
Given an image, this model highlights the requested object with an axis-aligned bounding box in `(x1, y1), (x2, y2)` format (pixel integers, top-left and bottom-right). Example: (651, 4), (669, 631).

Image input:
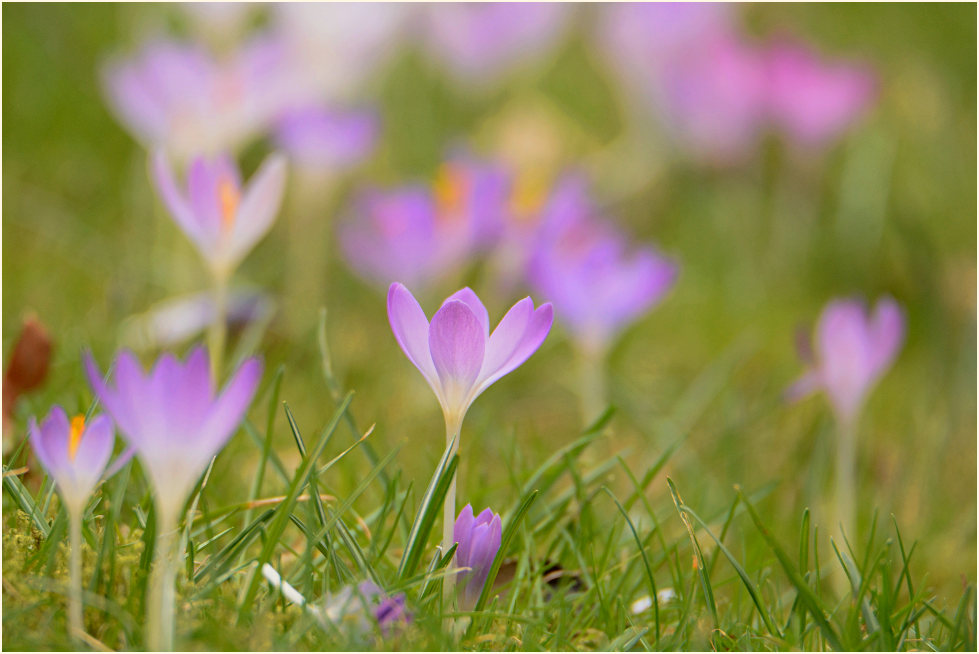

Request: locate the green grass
(2, 3), (976, 651)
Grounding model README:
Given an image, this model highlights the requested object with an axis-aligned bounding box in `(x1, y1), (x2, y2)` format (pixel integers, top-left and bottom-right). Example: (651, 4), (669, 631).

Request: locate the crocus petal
(474, 506), (497, 528)
(171, 346), (215, 437)
(72, 415), (115, 484)
(151, 151), (213, 255)
(227, 154), (287, 268)
(453, 503), (476, 567)
(429, 300), (486, 401)
(869, 298), (904, 376)
(29, 408), (62, 478)
(387, 283), (440, 389)
(198, 357), (262, 458)
(186, 156), (225, 242)
(464, 516), (502, 604)
(445, 287), (490, 338)
(477, 297), (533, 382)
(476, 303), (553, 395)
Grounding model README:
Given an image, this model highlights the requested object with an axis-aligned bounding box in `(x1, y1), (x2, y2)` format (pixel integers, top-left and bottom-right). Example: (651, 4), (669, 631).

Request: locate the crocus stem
(208, 271), (229, 379)
(835, 418), (857, 542)
(442, 417), (461, 611)
(68, 507), (84, 640)
(146, 508), (178, 651)
(576, 342), (608, 427)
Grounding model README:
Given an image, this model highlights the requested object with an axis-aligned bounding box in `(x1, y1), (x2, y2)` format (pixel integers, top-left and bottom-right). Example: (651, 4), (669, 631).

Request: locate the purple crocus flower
(422, 3), (571, 86)
(102, 37), (293, 160)
(658, 34), (768, 164)
(453, 504), (502, 609)
(597, 4), (765, 163)
(274, 105), (378, 171)
(341, 155), (511, 291)
(29, 405), (120, 637)
(387, 283), (552, 429)
(766, 40), (877, 148)
(788, 297), (904, 426)
(526, 176), (678, 354)
(152, 151), (287, 280)
(84, 346), (262, 521)
(597, 3), (734, 91)
(29, 407), (115, 514)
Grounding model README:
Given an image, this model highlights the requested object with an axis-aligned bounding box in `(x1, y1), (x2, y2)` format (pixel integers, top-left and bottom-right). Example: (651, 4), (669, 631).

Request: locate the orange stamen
(218, 177), (240, 231)
(433, 164), (469, 222)
(68, 415), (85, 460)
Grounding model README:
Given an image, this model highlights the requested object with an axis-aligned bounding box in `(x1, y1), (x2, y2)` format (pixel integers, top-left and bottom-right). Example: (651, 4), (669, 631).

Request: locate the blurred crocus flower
(274, 106), (378, 171)
(597, 3), (734, 92)
(526, 176), (678, 354)
(152, 151), (287, 280)
(121, 289), (275, 351)
(766, 40), (877, 148)
(596, 3), (764, 163)
(262, 564), (410, 635)
(29, 405), (121, 637)
(272, 3), (413, 102)
(659, 35), (768, 164)
(341, 155), (510, 290)
(454, 504), (502, 609)
(422, 3), (572, 87)
(788, 297), (904, 426)
(29, 407), (114, 514)
(387, 283), (552, 429)
(102, 37), (292, 160)
(85, 347), (261, 522)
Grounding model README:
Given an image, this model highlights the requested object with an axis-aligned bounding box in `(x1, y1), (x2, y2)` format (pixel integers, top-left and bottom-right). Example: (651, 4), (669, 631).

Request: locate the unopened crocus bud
(453, 504), (502, 609)
(3, 315), (53, 443)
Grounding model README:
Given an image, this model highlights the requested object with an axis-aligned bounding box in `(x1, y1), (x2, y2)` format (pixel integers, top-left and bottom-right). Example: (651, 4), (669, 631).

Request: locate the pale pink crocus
(788, 296), (904, 539)
(152, 151), (287, 281)
(767, 40), (877, 148)
(788, 296), (904, 426)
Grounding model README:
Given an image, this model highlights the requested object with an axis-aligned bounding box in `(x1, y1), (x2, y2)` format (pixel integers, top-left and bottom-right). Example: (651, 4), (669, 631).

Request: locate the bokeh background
(3, 2), (976, 603)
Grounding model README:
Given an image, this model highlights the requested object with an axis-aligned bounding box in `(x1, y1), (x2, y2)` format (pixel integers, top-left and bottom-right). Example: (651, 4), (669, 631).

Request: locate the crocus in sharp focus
(29, 406), (115, 639)
(766, 40), (877, 148)
(341, 155), (510, 291)
(387, 283), (551, 600)
(454, 504), (503, 610)
(788, 296), (904, 539)
(85, 346), (262, 651)
(152, 151), (287, 281)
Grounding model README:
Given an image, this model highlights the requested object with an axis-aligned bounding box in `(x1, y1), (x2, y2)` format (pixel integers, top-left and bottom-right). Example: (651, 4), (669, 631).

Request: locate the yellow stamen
(218, 177), (240, 231)
(433, 163), (469, 222)
(68, 415), (85, 460)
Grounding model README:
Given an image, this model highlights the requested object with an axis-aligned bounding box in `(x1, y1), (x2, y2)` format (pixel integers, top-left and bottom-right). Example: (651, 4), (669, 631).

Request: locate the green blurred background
(3, 2), (975, 601)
